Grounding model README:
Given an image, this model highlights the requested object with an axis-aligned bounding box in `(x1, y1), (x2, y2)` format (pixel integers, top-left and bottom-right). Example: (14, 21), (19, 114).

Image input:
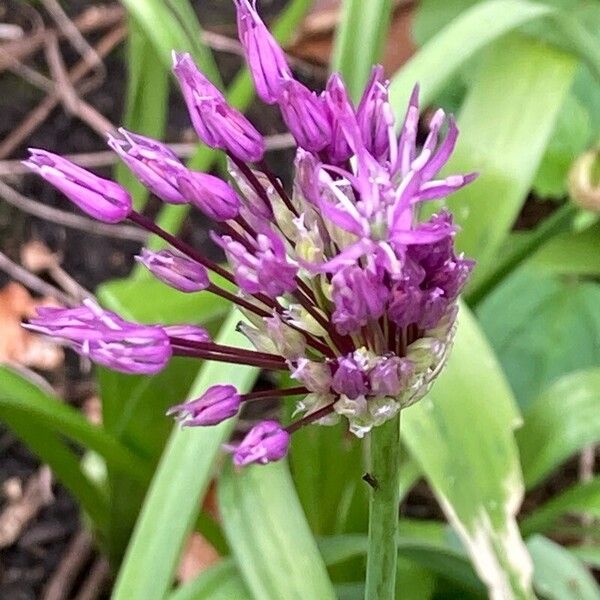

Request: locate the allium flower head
(26, 0), (476, 466)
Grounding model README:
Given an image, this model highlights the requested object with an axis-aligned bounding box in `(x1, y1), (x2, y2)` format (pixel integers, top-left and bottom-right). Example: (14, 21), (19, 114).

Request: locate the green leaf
(528, 535), (600, 600)
(529, 223), (600, 276)
(0, 365), (151, 483)
(97, 275), (228, 325)
(288, 417), (365, 536)
(218, 460), (336, 600)
(389, 0), (556, 110)
(112, 311), (259, 600)
(0, 407), (109, 534)
(441, 35), (576, 287)
(331, 0), (394, 101)
(97, 277), (229, 559)
(532, 94), (591, 199)
(119, 0), (220, 81)
(116, 21), (170, 210)
(571, 546), (600, 570)
(521, 476), (600, 536)
(478, 268), (600, 410)
(168, 560), (251, 600)
(402, 303), (534, 599)
(517, 368), (600, 489)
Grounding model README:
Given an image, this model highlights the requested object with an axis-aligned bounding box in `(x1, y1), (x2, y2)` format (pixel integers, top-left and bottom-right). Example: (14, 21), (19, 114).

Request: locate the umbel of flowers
(24, 0), (475, 467)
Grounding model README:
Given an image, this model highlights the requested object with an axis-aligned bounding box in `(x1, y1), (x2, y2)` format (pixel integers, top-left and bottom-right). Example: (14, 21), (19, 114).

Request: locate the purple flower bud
(164, 325), (211, 342)
(356, 66), (394, 161)
(387, 283), (424, 329)
(418, 288), (448, 330)
(234, 0), (292, 104)
(331, 266), (388, 335)
(135, 249), (210, 292)
(429, 256), (474, 301)
(229, 420), (290, 466)
(24, 149), (131, 223)
(108, 129), (189, 204)
(26, 299), (171, 374)
(213, 229), (298, 298)
(323, 74), (354, 163)
(167, 384), (241, 426)
(332, 357), (368, 400)
(277, 79), (332, 152)
(176, 171), (240, 221)
(172, 52), (265, 162)
(369, 357), (413, 397)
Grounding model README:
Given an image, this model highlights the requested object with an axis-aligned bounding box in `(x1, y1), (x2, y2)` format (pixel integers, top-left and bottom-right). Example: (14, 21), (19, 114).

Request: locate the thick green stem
(365, 411), (402, 600)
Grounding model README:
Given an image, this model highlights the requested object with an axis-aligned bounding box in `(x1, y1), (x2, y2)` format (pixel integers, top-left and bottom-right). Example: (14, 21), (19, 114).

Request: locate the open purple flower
(26, 0), (476, 466)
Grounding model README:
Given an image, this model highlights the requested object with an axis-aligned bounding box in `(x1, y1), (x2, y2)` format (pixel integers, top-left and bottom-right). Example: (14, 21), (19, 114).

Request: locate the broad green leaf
(112, 311), (259, 600)
(97, 277), (229, 558)
(0, 365), (150, 483)
(168, 560), (250, 600)
(517, 368), (600, 489)
(441, 35), (576, 288)
(533, 94), (591, 199)
(97, 275), (228, 325)
(331, 0), (394, 101)
(528, 535), (600, 600)
(402, 303), (534, 599)
(218, 460), (336, 600)
(0, 407), (109, 534)
(571, 546), (600, 569)
(116, 21), (170, 210)
(478, 269), (600, 409)
(529, 223), (600, 276)
(288, 416), (365, 536)
(521, 476), (600, 536)
(389, 0), (556, 110)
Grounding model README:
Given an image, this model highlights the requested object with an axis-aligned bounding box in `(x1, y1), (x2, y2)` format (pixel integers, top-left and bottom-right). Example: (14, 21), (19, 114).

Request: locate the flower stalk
(365, 410), (402, 600)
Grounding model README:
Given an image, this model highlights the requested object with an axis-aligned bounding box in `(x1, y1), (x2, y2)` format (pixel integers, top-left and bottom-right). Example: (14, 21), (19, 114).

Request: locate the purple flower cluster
(24, 0), (475, 465)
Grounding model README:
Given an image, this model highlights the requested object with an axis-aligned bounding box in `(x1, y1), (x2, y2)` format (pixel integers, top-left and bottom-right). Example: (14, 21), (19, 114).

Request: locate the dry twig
(0, 4), (124, 72)
(0, 466), (53, 549)
(40, 0), (104, 72)
(0, 178), (148, 242)
(0, 250), (75, 306)
(0, 25), (126, 159)
(42, 529), (94, 600)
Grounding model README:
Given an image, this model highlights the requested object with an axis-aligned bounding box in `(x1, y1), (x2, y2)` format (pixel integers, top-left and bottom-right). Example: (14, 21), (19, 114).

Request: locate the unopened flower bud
(228, 420), (290, 466)
(24, 149), (131, 223)
(568, 149), (600, 212)
(332, 357), (368, 399)
(168, 384), (240, 426)
(136, 249), (209, 292)
(234, 0), (292, 104)
(164, 325), (211, 342)
(172, 52), (265, 162)
(177, 171), (241, 221)
(108, 129), (188, 204)
(265, 314), (306, 359)
(278, 79), (332, 152)
(291, 358), (331, 393)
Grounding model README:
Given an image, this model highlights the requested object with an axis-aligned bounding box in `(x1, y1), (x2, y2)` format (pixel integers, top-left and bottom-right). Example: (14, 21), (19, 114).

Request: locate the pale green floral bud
(286, 304), (327, 337)
(291, 358), (331, 392)
(568, 149), (600, 212)
(265, 314), (306, 359)
(237, 321), (277, 354)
